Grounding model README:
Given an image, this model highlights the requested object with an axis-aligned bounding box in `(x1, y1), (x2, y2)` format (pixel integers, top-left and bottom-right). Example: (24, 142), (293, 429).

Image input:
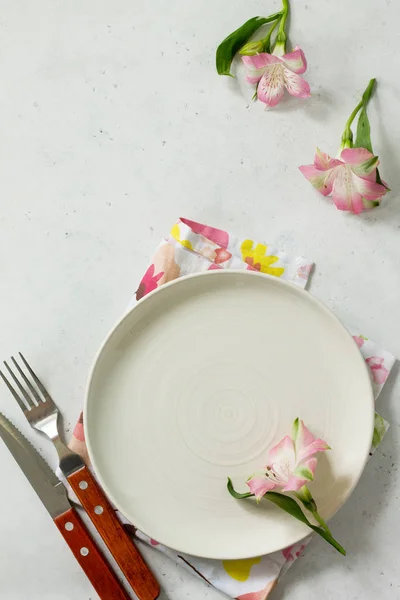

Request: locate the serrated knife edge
(0, 412), (70, 517)
(0, 412), (60, 486)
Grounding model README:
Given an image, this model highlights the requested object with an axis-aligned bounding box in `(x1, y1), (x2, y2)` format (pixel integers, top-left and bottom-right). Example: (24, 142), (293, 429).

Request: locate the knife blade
(0, 413), (130, 600)
(0, 413), (70, 517)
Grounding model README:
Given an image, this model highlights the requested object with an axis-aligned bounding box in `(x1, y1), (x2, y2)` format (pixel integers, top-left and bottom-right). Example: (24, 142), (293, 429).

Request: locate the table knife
(0, 413), (131, 600)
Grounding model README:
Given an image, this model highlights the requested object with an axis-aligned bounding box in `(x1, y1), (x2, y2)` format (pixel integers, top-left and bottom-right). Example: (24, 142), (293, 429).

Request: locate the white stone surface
(0, 0), (399, 598)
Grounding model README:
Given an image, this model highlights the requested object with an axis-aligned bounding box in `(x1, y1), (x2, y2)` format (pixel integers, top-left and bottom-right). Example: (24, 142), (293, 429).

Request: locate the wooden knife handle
(68, 466), (160, 600)
(54, 507), (130, 600)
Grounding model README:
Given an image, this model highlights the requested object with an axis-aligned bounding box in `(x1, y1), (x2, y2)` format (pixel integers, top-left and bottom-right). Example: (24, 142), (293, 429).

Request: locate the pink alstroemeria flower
(247, 419), (329, 501)
(299, 147), (387, 214)
(242, 46), (310, 108)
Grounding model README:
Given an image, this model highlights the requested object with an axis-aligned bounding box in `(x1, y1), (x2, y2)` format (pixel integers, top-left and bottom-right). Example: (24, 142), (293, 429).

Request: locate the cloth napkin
(69, 217), (395, 600)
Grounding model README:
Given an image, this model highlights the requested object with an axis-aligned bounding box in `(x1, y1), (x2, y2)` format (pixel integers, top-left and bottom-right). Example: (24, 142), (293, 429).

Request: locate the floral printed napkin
(69, 218), (395, 600)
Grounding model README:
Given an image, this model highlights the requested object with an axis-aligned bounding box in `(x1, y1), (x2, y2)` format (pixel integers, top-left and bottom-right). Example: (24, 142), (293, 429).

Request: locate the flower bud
(239, 39), (265, 56)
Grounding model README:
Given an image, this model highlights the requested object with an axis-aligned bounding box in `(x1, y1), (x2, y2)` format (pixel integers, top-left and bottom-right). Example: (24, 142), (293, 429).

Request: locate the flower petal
(282, 458), (318, 492)
(341, 147), (385, 190)
(340, 147), (375, 165)
(257, 66), (285, 107)
(283, 68), (311, 98)
(314, 148), (343, 171)
(282, 474), (308, 492)
(331, 166), (365, 214)
(268, 435), (296, 465)
(246, 475), (276, 501)
(243, 53), (282, 69)
(341, 148), (383, 180)
(293, 419), (316, 453)
(294, 420), (330, 462)
(297, 439), (330, 463)
(353, 174), (387, 201)
(298, 164), (334, 196)
(295, 457), (317, 481)
(242, 53), (281, 84)
(282, 47), (307, 74)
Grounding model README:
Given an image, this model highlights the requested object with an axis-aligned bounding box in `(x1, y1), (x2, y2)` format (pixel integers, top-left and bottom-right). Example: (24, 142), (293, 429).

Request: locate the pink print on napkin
(366, 356), (389, 384)
(136, 264), (164, 300)
(180, 217), (229, 248)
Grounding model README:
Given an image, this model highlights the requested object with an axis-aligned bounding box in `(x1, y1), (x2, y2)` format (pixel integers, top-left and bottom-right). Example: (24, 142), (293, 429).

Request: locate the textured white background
(0, 0), (399, 598)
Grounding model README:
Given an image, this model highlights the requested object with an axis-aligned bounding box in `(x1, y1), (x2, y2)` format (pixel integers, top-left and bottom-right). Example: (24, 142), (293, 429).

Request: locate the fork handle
(54, 507), (130, 600)
(67, 466), (160, 600)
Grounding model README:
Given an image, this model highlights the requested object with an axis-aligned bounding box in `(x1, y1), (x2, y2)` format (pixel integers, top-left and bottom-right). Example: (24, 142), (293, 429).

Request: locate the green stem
(279, 0), (290, 32)
(275, 0), (290, 50)
(227, 478), (253, 499)
(340, 78), (376, 150)
(311, 510), (332, 535)
(261, 17), (281, 52)
(295, 487), (332, 535)
(262, 11), (284, 24)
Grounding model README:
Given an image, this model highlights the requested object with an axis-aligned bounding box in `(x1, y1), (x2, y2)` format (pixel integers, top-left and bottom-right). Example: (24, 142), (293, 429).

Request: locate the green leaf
(354, 79), (375, 153)
(354, 79), (389, 190)
(355, 108), (388, 189)
(264, 491), (312, 524)
(227, 477), (253, 499)
(265, 492), (346, 555)
(355, 106), (373, 153)
(216, 14), (281, 76)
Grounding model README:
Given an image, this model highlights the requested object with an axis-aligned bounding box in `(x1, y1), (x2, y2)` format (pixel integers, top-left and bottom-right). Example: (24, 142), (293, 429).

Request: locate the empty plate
(85, 270), (374, 559)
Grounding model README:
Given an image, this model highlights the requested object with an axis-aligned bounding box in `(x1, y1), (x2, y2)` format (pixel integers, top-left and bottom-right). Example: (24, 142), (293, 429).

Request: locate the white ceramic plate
(85, 270), (374, 559)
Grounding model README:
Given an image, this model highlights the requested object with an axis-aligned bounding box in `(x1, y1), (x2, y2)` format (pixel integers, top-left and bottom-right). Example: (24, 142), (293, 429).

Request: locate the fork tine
(11, 357), (43, 406)
(4, 360), (36, 408)
(0, 369), (29, 413)
(18, 353), (53, 404)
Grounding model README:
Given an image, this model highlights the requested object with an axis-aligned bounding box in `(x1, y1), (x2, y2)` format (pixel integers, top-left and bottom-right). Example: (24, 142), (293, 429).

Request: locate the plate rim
(84, 269), (375, 559)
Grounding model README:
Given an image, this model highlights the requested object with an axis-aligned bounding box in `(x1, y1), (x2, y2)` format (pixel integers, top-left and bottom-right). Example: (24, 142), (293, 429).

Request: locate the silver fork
(1, 353), (82, 474)
(0, 353), (160, 600)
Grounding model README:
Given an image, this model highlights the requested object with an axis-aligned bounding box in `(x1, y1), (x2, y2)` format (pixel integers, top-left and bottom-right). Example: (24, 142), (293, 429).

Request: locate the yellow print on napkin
(170, 223), (193, 250)
(222, 557), (262, 582)
(240, 240), (285, 277)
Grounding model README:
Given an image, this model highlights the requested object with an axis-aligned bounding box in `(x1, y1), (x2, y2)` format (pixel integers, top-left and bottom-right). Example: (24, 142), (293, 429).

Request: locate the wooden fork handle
(54, 507), (130, 600)
(68, 465), (160, 600)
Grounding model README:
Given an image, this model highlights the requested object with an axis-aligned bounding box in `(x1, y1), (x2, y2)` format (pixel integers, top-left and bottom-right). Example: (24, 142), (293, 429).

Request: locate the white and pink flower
(299, 147), (387, 214)
(242, 46), (310, 108)
(247, 418), (329, 501)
